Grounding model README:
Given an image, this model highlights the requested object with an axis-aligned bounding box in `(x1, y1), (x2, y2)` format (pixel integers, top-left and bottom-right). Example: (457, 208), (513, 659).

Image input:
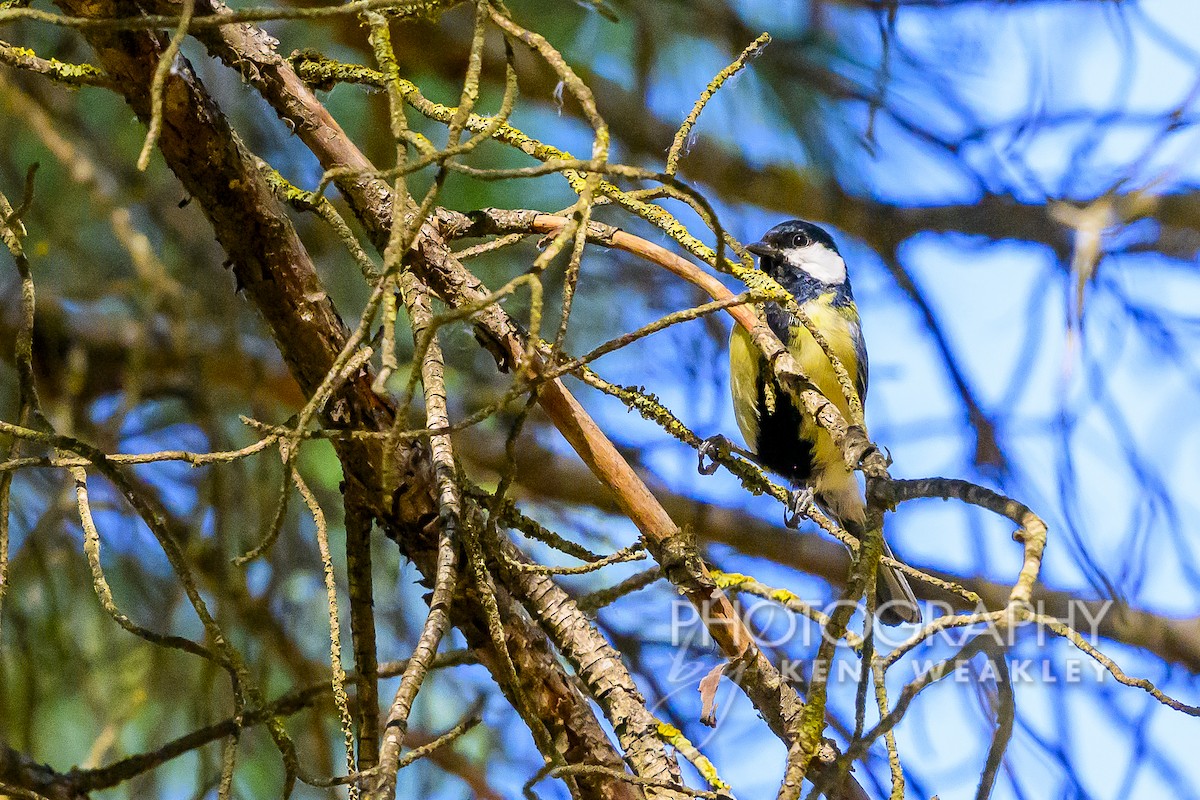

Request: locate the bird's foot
(783, 487), (816, 529)
(697, 435), (732, 475)
(856, 443), (893, 471)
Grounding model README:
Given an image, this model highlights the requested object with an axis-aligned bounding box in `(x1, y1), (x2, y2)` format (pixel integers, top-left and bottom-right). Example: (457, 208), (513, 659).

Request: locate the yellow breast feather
(787, 298), (861, 422)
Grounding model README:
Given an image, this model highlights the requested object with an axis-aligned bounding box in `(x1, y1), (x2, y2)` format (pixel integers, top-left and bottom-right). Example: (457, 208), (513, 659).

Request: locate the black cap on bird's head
(748, 219), (840, 257)
(746, 219), (847, 286)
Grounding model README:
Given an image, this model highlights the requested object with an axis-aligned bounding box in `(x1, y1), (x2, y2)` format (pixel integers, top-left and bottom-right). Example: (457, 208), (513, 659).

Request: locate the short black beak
(746, 241), (781, 260)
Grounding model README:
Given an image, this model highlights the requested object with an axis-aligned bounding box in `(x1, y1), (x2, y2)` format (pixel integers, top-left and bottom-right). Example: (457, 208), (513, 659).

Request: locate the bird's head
(746, 219), (847, 287)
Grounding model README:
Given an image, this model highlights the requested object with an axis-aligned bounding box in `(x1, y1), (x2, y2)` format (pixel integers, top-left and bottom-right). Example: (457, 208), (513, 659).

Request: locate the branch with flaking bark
(497, 540), (688, 796)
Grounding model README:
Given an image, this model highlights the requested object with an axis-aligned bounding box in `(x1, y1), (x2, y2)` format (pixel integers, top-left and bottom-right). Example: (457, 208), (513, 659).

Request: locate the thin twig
(666, 32), (770, 175)
(137, 0), (194, 171)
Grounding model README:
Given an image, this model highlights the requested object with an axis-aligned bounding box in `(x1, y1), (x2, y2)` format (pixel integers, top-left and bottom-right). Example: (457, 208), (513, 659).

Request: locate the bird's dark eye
(791, 233), (808, 248)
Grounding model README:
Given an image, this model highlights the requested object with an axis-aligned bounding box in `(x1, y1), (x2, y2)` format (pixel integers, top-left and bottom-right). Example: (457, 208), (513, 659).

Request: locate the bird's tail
(817, 482), (922, 626)
(876, 537), (921, 626)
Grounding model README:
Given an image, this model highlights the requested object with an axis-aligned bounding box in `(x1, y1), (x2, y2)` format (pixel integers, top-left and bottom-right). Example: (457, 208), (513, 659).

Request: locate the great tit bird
(728, 219), (921, 626)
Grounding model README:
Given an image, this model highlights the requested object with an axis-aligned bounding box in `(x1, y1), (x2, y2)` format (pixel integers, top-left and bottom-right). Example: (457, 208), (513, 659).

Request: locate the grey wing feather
(853, 323), (869, 405)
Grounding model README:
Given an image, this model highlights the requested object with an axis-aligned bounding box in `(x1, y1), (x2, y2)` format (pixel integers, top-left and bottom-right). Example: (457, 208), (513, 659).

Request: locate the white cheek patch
(781, 243), (847, 284)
